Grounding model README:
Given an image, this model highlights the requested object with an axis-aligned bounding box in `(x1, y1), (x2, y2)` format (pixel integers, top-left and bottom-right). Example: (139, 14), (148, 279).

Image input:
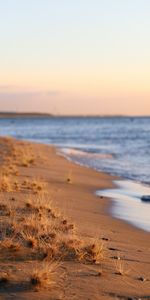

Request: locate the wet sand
(97, 180), (150, 232)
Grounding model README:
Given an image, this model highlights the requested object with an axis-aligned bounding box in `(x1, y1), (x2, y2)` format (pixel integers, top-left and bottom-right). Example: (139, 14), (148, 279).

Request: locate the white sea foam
(59, 147), (113, 159)
(96, 180), (150, 232)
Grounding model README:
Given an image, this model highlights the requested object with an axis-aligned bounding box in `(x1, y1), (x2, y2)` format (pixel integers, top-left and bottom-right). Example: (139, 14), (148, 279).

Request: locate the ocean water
(0, 116), (150, 231)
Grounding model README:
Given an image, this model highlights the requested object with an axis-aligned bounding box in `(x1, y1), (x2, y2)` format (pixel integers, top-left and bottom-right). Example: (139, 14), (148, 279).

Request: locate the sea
(0, 116), (150, 232)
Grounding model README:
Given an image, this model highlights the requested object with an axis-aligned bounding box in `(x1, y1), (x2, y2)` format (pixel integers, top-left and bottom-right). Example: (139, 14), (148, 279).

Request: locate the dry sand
(0, 137), (149, 300)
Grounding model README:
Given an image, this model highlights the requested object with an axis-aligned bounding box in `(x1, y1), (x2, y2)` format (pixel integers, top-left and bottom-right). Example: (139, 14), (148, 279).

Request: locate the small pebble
(138, 276), (146, 282)
(10, 197), (15, 201)
(101, 237), (109, 241)
(112, 256), (120, 260)
(97, 272), (102, 276)
(109, 247), (117, 251)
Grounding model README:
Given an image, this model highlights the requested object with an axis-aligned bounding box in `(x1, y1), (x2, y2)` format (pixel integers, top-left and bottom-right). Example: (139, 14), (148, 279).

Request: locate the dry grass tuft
(4, 218), (18, 237)
(13, 180), (20, 191)
(0, 237), (21, 253)
(0, 175), (12, 192)
(115, 259), (130, 276)
(24, 195), (59, 220)
(59, 221), (75, 233)
(18, 150), (35, 167)
(1, 164), (19, 176)
(24, 199), (40, 214)
(22, 232), (38, 249)
(23, 178), (46, 194)
(29, 261), (58, 289)
(0, 203), (11, 216)
(0, 138), (108, 293)
(53, 234), (82, 261)
(78, 240), (104, 264)
(58, 240), (78, 261)
(22, 214), (40, 236)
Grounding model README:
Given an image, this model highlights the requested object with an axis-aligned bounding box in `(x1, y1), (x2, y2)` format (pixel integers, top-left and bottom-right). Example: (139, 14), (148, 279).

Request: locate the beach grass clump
(3, 219), (18, 238)
(39, 244), (58, 261)
(39, 231), (57, 245)
(31, 179), (46, 194)
(21, 153), (35, 167)
(55, 235), (104, 264)
(22, 212), (56, 245)
(21, 232), (38, 249)
(0, 203), (11, 216)
(59, 221), (75, 233)
(24, 195), (60, 220)
(58, 240), (78, 261)
(49, 233), (81, 261)
(0, 176), (21, 193)
(1, 164), (19, 176)
(8, 164), (19, 176)
(24, 199), (41, 214)
(6, 141), (35, 168)
(15, 148), (35, 167)
(77, 240), (104, 264)
(13, 180), (20, 191)
(23, 178), (46, 194)
(22, 214), (40, 236)
(0, 175), (12, 192)
(0, 237), (21, 254)
(0, 136), (108, 293)
(29, 261), (58, 289)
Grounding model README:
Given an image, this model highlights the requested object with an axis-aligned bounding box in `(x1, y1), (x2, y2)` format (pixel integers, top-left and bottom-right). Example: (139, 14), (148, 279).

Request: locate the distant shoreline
(0, 112), (150, 118)
(0, 112), (53, 118)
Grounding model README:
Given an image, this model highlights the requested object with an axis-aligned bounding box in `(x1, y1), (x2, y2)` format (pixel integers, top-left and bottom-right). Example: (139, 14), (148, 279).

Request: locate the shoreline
(58, 146), (150, 233)
(57, 145), (150, 187)
(0, 137), (150, 299)
(96, 179), (150, 233)
(1, 115), (150, 186)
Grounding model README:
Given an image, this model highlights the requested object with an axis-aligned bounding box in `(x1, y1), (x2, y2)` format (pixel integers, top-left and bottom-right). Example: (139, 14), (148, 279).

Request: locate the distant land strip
(0, 112), (53, 118)
(0, 112), (149, 118)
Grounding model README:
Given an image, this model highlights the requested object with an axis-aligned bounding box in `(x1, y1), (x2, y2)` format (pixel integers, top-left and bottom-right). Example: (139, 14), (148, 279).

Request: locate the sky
(0, 0), (150, 115)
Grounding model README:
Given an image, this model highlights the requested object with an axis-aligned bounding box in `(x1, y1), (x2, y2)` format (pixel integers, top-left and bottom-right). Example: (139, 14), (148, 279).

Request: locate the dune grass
(29, 261), (59, 289)
(0, 175), (12, 192)
(0, 138), (105, 293)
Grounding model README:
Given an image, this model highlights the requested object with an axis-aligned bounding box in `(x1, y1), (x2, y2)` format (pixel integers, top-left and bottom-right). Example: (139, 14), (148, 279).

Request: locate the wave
(96, 180), (150, 232)
(58, 147), (114, 159)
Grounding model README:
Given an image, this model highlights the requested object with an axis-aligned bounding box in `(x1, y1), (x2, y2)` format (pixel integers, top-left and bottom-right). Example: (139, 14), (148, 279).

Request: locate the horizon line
(0, 111), (150, 118)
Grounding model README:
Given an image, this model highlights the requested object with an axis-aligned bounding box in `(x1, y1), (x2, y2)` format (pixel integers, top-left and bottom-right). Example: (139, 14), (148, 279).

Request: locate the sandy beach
(0, 137), (149, 300)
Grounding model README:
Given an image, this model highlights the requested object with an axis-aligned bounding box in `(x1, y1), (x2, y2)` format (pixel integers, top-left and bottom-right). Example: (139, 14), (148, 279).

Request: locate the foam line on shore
(96, 180), (150, 232)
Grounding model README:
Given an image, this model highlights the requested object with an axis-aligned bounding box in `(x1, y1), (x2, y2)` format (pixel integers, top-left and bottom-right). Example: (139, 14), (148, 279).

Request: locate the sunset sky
(0, 0), (150, 115)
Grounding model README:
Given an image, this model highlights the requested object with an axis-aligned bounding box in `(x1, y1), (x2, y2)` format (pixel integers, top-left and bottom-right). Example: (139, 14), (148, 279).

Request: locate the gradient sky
(0, 0), (150, 115)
